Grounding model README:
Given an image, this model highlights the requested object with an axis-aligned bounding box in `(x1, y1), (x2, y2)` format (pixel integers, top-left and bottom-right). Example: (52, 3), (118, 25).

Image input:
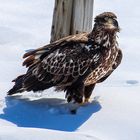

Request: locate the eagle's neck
(89, 26), (118, 49)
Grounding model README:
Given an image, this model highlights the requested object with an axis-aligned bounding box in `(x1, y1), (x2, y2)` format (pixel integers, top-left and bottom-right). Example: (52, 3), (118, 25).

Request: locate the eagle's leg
(65, 82), (85, 114)
(66, 82), (85, 104)
(84, 84), (95, 103)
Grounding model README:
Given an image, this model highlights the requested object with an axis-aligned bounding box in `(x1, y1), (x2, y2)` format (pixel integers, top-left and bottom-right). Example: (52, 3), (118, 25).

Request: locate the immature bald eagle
(8, 12), (122, 104)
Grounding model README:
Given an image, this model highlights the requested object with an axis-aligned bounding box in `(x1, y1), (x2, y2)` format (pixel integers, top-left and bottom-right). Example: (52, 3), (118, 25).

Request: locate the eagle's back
(21, 33), (96, 92)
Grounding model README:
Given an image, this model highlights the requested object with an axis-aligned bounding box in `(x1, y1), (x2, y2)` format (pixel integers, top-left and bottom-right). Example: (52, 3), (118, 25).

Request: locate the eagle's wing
(22, 32), (96, 88)
(23, 32), (89, 68)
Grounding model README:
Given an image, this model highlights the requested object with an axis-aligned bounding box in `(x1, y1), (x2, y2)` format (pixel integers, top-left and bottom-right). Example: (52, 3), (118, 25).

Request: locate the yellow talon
(79, 98), (90, 106)
(84, 98), (90, 103)
(79, 102), (85, 106)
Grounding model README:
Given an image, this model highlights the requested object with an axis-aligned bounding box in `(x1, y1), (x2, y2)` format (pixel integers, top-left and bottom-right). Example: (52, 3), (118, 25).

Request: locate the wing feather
(22, 32), (89, 68)
(22, 32), (100, 87)
(41, 48), (91, 77)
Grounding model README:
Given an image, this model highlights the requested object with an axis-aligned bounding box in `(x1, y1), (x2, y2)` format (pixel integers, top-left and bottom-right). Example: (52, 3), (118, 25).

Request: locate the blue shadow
(0, 96), (101, 131)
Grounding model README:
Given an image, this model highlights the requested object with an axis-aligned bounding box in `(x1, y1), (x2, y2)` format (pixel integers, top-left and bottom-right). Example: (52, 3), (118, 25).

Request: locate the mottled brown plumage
(8, 12), (122, 104)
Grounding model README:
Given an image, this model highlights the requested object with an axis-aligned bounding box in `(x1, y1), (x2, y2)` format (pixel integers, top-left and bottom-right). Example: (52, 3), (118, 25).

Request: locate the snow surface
(0, 0), (140, 140)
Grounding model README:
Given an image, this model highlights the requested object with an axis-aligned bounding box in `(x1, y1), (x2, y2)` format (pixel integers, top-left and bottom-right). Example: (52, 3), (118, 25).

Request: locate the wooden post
(50, 0), (94, 42)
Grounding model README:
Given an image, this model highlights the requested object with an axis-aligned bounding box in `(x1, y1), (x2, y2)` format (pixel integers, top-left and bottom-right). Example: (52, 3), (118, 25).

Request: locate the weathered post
(50, 0), (94, 42)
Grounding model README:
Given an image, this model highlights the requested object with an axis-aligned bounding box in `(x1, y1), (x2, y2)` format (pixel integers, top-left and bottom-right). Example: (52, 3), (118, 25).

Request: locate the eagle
(8, 12), (122, 105)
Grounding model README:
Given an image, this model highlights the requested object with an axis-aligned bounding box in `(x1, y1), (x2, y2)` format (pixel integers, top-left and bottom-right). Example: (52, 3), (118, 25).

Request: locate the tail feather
(8, 73), (53, 95)
(8, 75), (25, 95)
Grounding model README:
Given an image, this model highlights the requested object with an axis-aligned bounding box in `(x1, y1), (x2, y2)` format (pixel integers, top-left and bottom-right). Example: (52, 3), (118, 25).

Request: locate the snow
(0, 0), (140, 140)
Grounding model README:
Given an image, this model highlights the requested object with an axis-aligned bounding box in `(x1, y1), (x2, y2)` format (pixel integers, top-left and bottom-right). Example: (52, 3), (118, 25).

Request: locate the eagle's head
(94, 12), (120, 32)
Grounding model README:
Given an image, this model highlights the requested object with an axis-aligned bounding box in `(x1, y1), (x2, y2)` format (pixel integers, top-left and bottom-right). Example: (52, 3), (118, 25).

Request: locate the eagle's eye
(104, 17), (109, 21)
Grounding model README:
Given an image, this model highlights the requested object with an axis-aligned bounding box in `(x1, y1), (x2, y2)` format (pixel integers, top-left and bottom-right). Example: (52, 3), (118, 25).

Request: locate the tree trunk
(50, 0), (94, 42)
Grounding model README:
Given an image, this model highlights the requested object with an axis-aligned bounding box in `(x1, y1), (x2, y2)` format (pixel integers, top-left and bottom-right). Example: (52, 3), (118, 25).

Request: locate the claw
(84, 98), (90, 103)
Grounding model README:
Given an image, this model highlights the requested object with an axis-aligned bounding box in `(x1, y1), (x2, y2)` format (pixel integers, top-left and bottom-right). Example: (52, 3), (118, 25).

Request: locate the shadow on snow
(0, 95), (101, 131)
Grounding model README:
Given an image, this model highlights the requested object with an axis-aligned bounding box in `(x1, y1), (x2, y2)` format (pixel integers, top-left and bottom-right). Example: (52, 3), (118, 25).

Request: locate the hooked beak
(113, 19), (120, 32)
(113, 19), (119, 28)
